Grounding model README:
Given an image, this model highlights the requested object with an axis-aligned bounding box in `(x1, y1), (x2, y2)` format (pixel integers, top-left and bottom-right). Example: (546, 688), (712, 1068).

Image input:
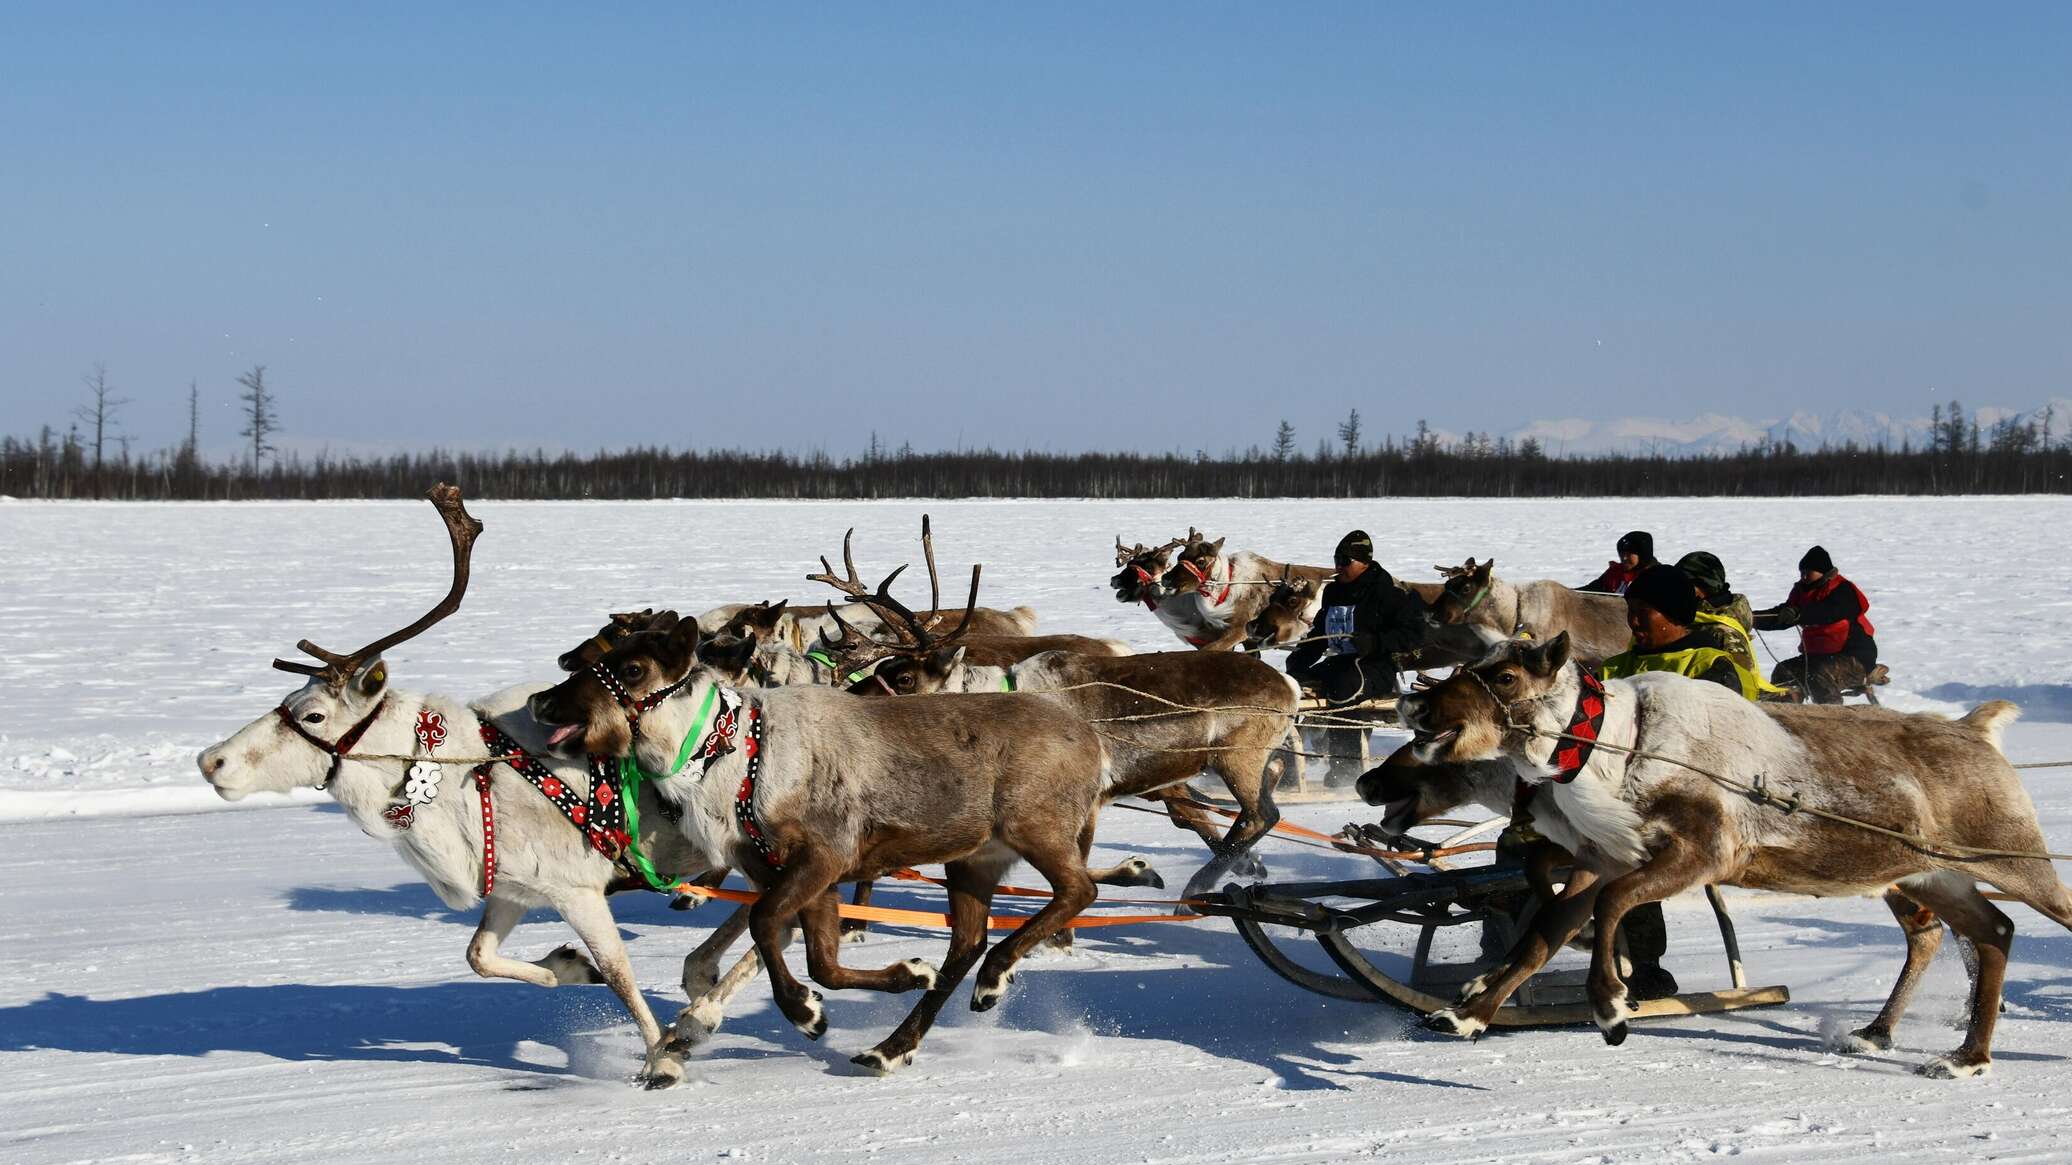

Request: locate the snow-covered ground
(3, 497), (2071, 1163)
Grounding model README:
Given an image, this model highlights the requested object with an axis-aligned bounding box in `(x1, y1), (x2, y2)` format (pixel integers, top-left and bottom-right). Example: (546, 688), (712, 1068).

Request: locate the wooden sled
(1196, 821), (1790, 1027)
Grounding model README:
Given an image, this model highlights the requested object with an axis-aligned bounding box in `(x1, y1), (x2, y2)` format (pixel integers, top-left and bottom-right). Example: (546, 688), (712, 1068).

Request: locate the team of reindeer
(199, 486), (2072, 1085)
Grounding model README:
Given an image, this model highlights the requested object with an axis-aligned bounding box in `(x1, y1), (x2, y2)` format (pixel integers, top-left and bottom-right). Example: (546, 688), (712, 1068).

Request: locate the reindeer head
(846, 644), (971, 696)
(1394, 632), (1572, 764)
(1110, 534), (1185, 604)
(1426, 557), (1496, 626)
(555, 608), (677, 672)
(197, 484), (481, 800)
(1354, 740), (1490, 838)
(1242, 578), (1316, 650)
(806, 519), (982, 683)
(1158, 529), (1224, 596)
(529, 616), (751, 757)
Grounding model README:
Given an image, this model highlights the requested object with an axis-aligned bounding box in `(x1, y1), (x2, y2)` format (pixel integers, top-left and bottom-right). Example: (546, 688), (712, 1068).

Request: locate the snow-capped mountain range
(1500, 398), (2072, 457)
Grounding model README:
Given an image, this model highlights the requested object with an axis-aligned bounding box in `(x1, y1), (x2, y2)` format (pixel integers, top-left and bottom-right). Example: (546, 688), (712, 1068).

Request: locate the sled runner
(1195, 818), (1791, 1025)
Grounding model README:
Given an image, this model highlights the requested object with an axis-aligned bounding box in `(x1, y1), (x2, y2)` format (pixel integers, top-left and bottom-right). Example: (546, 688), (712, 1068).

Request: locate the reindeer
(820, 562), (1294, 897)
(527, 580), (1115, 1075)
(195, 487), (703, 1089)
(1425, 557), (1631, 663)
(1154, 533), (1335, 652)
(696, 516), (1038, 646)
(1394, 633), (2072, 1077)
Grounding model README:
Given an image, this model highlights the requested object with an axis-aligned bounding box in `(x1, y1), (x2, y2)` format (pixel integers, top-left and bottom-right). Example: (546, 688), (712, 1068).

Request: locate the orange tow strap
(1138, 795), (1501, 862)
(671, 879), (1204, 930)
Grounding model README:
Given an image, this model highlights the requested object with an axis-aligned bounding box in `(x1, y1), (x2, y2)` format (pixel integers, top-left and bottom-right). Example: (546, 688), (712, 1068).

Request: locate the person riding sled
(1577, 530), (1657, 595)
(1675, 549), (1754, 635)
(1578, 562), (1770, 999)
(1602, 564), (1765, 699)
(1753, 545), (1878, 704)
(1286, 530), (1431, 783)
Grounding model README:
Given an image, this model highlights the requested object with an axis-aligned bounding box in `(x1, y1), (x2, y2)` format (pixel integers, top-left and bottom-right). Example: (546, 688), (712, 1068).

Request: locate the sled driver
(1285, 530), (1432, 783)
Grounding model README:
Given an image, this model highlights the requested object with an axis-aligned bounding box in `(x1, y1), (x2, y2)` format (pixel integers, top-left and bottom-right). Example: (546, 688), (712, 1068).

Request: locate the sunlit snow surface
(2, 497), (2070, 1163)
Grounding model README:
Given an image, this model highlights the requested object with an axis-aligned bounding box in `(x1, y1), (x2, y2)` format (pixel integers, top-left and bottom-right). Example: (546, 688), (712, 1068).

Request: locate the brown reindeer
(1424, 558), (1631, 663)
(1394, 633), (2072, 1077)
(823, 573), (1296, 898)
(528, 599), (1114, 1075)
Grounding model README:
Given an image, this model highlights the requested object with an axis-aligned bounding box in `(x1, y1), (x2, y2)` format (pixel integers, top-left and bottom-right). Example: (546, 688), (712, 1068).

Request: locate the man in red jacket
(1754, 545), (1878, 704)
(1577, 530), (1656, 595)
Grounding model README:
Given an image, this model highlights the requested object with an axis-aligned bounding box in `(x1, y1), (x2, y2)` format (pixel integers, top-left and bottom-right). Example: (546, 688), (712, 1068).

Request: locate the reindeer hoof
(1423, 1009), (1485, 1039)
(668, 894), (700, 912)
(851, 1048), (916, 1075)
(900, 958), (939, 992)
(1234, 853), (1269, 881)
(1919, 1055), (1991, 1080)
(1594, 990), (1634, 1045)
(685, 996), (727, 1038)
(791, 991), (828, 1041)
(1836, 1027), (1892, 1054)
(971, 970), (1015, 1012)
(635, 1057), (685, 1090)
(840, 921), (870, 944)
(542, 945), (605, 985)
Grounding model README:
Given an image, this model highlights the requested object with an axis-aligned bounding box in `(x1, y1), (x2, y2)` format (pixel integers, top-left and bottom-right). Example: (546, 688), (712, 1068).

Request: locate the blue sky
(2, 4), (2067, 456)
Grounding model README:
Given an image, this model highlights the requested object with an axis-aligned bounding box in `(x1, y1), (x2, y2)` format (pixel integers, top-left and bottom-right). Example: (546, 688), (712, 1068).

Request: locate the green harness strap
(805, 648), (867, 684)
(616, 684), (722, 892)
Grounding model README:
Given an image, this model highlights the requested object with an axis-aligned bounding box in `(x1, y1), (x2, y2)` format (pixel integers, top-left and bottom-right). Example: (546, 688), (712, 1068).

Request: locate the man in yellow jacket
(1587, 563), (1768, 1001)
(1603, 564), (1765, 700)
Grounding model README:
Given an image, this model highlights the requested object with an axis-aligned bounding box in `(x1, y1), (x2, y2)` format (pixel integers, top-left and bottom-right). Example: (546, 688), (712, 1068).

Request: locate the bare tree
(1336, 408), (1362, 458)
(72, 363), (130, 499)
(1272, 419), (1296, 462)
(237, 365), (277, 470)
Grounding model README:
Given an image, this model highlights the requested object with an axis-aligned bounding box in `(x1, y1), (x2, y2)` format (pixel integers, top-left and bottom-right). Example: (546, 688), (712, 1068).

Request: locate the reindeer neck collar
(1180, 554), (1233, 607)
(1543, 667), (1608, 783)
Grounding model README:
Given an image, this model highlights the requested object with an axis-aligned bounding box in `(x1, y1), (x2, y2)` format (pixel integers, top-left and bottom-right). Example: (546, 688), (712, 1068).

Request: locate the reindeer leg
(799, 886), (938, 994)
(841, 881), (875, 943)
(1181, 742), (1281, 901)
(553, 891), (672, 1088)
(854, 855), (1005, 1073)
(1896, 870), (2014, 1078)
(747, 861), (843, 1043)
(1154, 789), (1266, 883)
(1427, 867), (1602, 1038)
(1089, 857), (1164, 889)
(972, 833), (1098, 1012)
(1584, 836), (1715, 1046)
(673, 906), (779, 1049)
(466, 894), (601, 987)
(1838, 887), (1944, 1053)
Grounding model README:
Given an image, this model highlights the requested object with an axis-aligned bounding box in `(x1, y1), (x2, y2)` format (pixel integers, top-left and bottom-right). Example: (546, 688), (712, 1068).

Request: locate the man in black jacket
(1286, 530), (1431, 782)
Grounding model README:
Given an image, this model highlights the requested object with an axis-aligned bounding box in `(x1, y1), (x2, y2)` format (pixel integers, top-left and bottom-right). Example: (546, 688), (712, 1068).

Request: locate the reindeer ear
(354, 657), (388, 697)
(665, 618), (702, 661)
(1524, 631), (1571, 676)
(696, 633), (756, 677)
(1477, 559), (1494, 581)
(1211, 536), (1225, 553)
(928, 645), (966, 675)
(649, 610), (681, 632)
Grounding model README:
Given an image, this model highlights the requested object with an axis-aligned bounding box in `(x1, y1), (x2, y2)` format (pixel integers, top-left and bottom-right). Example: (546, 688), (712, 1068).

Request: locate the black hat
(1675, 551), (1729, 598)
(1334, 530), (1374, 564)
(1624, 564), (1700, 627)
(1616, 530), (1654, 560)
(1799, 545), (1834, 575)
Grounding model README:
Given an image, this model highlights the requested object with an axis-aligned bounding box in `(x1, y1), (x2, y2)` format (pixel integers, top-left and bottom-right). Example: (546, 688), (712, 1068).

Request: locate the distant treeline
(5, 401), (2067, 500)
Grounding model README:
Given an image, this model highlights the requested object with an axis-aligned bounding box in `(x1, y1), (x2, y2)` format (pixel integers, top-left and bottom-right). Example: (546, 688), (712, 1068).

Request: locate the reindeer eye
(618, 663), (643, 682)
(301, 711), (327, 724)
(1494, 672), (1515, 687)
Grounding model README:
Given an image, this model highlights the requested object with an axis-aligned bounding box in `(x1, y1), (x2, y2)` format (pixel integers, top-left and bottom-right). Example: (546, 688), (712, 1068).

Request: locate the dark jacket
(1286, 565), (1429, 675)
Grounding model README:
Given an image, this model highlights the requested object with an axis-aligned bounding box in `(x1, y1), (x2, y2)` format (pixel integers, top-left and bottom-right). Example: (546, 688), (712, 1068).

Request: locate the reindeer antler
(921, 514), (942, 616)
(806, 528), (869, 598)
(274, 482), (483, 682)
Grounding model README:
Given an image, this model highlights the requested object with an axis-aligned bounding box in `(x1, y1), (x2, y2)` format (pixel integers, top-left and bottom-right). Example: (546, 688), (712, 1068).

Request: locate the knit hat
(1624, 564), (1700, 627)
(1334, 530), (1374, 565)
(1799, 545), (1834, 575)
(1616, 530), (1654, 560)
(1675, 551), (1730, 599)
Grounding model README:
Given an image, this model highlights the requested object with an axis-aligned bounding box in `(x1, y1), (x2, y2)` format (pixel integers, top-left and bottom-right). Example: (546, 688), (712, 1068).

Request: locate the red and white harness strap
(731, 708), (784, 871)
(1512, 666), (1609, 819)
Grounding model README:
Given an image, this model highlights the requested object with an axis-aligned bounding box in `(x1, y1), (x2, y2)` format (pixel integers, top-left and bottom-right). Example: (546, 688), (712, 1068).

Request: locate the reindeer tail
(1961, 700), (2021, 755)
(1011, 605), (1039, 634)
